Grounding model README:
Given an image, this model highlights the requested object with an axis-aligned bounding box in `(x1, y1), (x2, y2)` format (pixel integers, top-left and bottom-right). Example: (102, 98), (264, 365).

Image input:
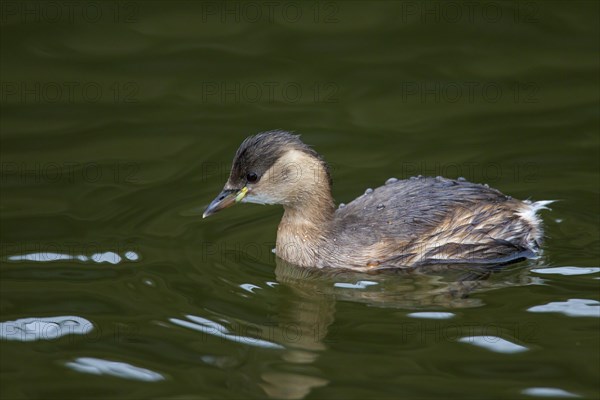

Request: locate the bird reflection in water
(250, 258), (537, 399)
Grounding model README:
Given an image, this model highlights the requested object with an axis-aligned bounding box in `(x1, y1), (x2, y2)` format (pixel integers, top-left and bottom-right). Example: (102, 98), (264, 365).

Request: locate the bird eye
(246, 172), (258, 183)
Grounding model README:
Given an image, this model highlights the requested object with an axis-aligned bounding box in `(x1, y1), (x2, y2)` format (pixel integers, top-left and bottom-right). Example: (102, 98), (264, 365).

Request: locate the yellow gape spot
(235, 187), (248, 203)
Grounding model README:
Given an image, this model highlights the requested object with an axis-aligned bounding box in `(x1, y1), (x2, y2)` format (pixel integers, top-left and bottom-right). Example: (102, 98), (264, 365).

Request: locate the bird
(203, 130), (553, 271)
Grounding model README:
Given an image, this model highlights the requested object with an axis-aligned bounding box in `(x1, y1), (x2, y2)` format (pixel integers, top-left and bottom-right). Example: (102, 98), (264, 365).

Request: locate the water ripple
(169, 314), (283, 350)
(531, 266), (600, 276)
(6, 251), (139, 264)
(333, 280), (378, 289)
(458, 336), (528, 354)
(65, 357), (164, 382)
(522, 387), (580, 398)
(527, 299), (600, 318)
(407, 312), (455, 320)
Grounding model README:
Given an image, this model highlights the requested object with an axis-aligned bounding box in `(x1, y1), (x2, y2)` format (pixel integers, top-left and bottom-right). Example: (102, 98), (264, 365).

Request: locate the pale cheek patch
(239, 149), (329, 208)
(242, 192), (278, 205)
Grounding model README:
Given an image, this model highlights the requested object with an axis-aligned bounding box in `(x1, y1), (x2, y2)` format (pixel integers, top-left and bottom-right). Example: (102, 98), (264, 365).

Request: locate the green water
(1, 1), (599, 399)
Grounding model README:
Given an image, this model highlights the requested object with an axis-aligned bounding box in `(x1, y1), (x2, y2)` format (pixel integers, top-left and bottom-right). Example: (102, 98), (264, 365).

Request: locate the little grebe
(203, 130), (552, 271)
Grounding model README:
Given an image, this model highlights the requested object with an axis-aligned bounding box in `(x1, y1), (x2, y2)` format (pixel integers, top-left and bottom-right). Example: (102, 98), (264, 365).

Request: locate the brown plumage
(203, 130), (552, 271)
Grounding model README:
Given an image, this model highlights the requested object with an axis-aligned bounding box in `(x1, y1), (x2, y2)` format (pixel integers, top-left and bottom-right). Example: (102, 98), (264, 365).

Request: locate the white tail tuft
(531, 200), (556, 212)
(517, 200), (556, 250)
(517, 200), (555, 225)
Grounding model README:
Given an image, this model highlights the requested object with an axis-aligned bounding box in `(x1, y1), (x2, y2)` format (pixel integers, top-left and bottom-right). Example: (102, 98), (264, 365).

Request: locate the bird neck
(276, 174), (335, 267)
(281, 190), (335, 229)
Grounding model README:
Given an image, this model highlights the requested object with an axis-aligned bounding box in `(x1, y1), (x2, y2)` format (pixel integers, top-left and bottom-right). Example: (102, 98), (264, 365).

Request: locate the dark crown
(229, 130), (332, 185)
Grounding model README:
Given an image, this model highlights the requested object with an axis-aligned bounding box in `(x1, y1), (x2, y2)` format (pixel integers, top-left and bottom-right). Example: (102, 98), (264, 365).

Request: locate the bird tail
(517, 200), (556, 252)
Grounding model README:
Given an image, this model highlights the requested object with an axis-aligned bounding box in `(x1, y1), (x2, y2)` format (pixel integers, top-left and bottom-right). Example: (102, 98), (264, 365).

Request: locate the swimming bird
(203, 130), (552, 271)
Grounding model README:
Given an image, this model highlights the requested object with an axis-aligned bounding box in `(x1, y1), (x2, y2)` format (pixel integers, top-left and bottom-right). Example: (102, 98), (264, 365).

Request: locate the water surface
(1, 2), (599, 399)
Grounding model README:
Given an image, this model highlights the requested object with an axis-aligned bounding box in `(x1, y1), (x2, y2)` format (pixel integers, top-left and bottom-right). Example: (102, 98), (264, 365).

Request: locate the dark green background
(1, 1), (599, 399)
